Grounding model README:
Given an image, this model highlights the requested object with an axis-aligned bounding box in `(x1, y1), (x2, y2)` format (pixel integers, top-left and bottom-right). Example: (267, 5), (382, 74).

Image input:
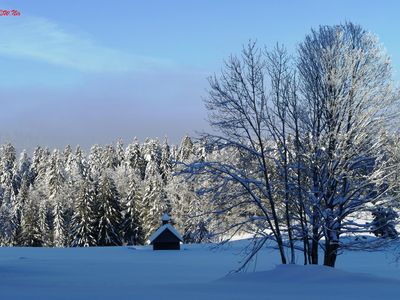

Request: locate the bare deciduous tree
(180, 22), (399, 268)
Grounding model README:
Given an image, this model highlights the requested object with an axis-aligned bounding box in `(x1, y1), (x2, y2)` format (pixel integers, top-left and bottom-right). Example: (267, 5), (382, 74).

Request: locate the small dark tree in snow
(370, 206), (398, 239)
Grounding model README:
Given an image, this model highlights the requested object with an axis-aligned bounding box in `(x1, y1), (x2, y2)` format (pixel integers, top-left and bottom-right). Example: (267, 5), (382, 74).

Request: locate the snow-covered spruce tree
(125, 138), (147, 180)
(46, 150), (67, 198)
(68, 146), (88, 181)
(115, 139), (125, 167)
(167, 174), (211, 243)
(102, 144), (119, 170)
(121, 170), (145, 245)
(88, 145), (105, 180)
(0, 143), (17, 245)
(71, 178), (97, 247)
(111, 158), (144, 245)
(10, 151), (32, 244)
(160, 137), (173, 183)
(45, 150), (69, 247)
(62, 146), (89, 246)
(11, 175), (30, 245)
(52, 198), (68, 247)
(141, 157), (167, 240)
(178, 135), (195, 162)
(96, 174), (123, 246)
(143, 138), (162, 168)
(169, 136), (213, 243)
(38, 197), (54, 247)
(29, 146), (50, 185)
(20, 185), (44, 246)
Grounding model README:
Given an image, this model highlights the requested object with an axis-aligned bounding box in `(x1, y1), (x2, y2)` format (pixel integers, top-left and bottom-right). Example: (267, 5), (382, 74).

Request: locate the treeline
(0, 137), (212, 247)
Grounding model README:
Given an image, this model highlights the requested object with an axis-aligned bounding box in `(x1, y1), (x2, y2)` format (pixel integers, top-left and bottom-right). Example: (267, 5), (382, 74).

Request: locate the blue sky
(1, 0), (399, 152)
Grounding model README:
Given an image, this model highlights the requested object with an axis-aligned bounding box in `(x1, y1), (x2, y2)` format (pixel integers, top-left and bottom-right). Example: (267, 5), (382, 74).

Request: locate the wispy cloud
(0, 16), (172, 72)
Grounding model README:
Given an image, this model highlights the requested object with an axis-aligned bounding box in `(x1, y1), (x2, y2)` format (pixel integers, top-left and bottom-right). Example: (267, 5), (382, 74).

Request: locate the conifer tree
(141, 159), (167, 240)
(122, 172), (144, 245)
(160, 138), (172, 183)
(20, 185), (43, 247)
(71, 179), (97, 247)
(96, 174), (123, 246)
(125, 139), (147, 180)
(0, 143), (17, 244)
(178, 136), (194, 162)
(11, 175), (30, 245)
(88, 145), (104, 179)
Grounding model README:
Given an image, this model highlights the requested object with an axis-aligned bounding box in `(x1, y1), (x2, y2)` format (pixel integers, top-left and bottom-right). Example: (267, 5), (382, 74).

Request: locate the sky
(0, 0), (399, 153)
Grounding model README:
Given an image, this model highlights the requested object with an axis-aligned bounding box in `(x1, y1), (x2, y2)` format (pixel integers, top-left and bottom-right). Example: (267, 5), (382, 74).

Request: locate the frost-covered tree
(0, 137), (218, 247)
(121, 171), (145, 245)
(0, 143), (17, 244)
(160, 138), (172, 183)
(46, 150), (67, 198)
(125, 139), (147, 180)
(52, 199), (66, 247)
(179, 42), (292, 264)
(71, 179), (97, 247)
(178, 136), (194, 162)
(45, 150), (70, 246)
(297, 23), (398, 267)
(69, 146), (88, 180)
(179, 22), (399, 268)
(88, 145), (104, 180)
(102, 145), (119, 170)
(12, 150), (31, 194)
(20, 185), (43, 247)
(167, 175), (211, 243)
(30, 147), (50, 184)
(115, 139), (125, 167)
(96, 174), (123, 246)
(143, 138), (162, 168)
(141, 158), (167, 240)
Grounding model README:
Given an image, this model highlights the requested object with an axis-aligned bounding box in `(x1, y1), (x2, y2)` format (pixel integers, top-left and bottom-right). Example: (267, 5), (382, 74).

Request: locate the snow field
(0, 241), (399, 300)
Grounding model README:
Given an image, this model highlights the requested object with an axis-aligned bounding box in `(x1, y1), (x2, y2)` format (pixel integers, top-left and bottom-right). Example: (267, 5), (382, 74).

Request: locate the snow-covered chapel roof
(149, 223), (183, 243)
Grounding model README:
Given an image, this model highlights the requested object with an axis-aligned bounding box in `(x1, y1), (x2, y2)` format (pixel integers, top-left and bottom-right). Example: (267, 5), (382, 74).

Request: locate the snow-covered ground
(1, 241), (399, 300)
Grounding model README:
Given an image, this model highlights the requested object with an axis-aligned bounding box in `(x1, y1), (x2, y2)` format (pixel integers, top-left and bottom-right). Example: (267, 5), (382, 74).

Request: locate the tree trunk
(310, 206), (319, 264)
(276, 235), (287, 264)
(285, 202), (295, 264)
(324, 239), (339, 267)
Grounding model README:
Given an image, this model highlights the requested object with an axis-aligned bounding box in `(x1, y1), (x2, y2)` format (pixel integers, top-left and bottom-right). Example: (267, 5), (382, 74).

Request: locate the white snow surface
(1, 240), (400, 300)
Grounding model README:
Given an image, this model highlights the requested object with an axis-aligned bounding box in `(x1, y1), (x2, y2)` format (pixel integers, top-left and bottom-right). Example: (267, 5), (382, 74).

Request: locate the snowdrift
(0, 242), (399, 300)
